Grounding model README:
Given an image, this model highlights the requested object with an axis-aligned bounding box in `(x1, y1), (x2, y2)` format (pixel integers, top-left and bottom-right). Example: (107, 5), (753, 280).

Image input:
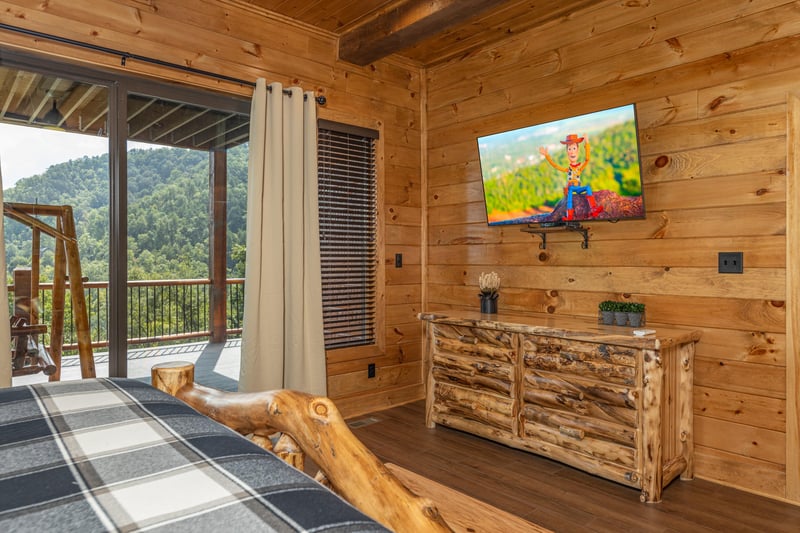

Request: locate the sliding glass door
(0, 49), (249, 387)
(122, 84), (249, 389)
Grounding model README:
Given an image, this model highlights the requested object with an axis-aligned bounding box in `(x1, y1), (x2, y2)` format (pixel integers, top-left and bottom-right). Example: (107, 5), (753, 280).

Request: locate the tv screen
(477, 103), (644, 226)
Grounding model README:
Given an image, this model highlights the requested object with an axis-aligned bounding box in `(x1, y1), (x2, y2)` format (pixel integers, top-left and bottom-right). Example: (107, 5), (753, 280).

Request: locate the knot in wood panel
(624, 471), (640, 483)
(558, 425), (585, 440)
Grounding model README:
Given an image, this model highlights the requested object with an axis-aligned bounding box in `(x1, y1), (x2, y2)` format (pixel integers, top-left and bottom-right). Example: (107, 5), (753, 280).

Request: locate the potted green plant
(626, 302), (645, 327)
(478, 271), (500, 314)
(613, 301), (628, 326)
(598, 300), (616, 325)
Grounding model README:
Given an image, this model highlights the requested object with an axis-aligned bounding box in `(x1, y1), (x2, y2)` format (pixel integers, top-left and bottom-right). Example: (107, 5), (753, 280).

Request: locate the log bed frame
(151, 361), (452, 532)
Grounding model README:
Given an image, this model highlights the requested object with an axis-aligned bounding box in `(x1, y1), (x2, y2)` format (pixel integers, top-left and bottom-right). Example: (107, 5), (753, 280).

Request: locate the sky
(0, 123), (153, 190)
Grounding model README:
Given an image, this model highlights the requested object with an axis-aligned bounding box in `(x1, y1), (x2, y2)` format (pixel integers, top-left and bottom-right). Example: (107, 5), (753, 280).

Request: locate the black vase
(480, 295), (498, 314)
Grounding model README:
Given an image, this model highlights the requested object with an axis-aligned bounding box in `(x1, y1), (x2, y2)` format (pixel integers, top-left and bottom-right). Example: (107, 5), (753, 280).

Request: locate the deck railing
(8, 278), (245, 351)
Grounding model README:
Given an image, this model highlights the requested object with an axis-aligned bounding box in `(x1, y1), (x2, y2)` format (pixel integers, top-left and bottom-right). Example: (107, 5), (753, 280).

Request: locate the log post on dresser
(640, 347), (664, 503)
(421, 312), (439, 429)
(678, 341), (695, 481)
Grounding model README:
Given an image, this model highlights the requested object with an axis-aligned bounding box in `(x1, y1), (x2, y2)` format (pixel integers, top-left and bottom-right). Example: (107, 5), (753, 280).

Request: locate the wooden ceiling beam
(338, 0), (501, 66)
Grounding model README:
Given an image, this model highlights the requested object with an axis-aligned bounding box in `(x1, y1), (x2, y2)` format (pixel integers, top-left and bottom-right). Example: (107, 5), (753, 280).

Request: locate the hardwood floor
(349, 401), (800, 532)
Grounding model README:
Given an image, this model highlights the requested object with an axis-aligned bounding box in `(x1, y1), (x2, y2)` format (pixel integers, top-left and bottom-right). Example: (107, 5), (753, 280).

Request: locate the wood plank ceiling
(0, 0), (595, 148)
(0, 65), (249, 151)
(246, 0), (598, 66)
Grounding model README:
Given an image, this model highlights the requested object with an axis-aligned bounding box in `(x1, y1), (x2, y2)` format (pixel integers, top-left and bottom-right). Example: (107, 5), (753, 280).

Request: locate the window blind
(317, 121), (378, 350)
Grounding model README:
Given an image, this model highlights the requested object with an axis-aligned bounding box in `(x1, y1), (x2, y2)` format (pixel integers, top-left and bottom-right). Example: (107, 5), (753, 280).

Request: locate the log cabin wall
(0, 0), (425, 417)
(2, 0), (799, 507)
(424, 0), (798, 502)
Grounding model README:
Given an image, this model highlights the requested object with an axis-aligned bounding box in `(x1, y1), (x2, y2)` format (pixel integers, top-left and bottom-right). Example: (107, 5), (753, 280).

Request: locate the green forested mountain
(3, 145), (248, 283)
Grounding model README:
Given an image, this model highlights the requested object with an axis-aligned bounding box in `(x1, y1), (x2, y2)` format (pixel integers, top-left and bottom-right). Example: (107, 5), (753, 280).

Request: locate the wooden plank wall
(0, 0), (425, 417)
(424, 0), (798, 501)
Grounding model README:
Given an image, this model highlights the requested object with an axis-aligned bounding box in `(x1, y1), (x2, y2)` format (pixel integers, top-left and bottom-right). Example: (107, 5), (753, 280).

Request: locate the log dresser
(418, 311), (702, 503)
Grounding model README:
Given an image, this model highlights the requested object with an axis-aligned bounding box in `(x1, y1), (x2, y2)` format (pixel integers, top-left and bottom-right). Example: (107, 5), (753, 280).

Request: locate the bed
(0, 362), (452, 532)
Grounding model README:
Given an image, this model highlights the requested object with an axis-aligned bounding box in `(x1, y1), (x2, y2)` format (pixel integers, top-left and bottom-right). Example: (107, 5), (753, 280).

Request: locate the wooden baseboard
(385, 463), (551, 533)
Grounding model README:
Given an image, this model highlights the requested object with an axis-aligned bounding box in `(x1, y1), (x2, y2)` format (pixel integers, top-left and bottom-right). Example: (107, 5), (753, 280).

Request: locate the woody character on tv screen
(539, 133), (603, 221)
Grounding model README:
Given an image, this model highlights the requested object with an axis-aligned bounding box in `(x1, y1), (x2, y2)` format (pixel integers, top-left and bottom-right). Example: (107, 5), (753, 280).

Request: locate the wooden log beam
(209, 149), (227, 343)
(338, 0), (501, 66)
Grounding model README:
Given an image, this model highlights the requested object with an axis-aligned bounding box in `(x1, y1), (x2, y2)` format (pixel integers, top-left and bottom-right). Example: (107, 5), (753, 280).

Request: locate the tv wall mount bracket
(522, 222), (590, 249)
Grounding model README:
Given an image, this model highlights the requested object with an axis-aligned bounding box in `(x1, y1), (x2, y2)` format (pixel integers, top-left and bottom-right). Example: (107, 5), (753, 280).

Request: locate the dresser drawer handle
(458, 335), (478, 344)
(559, 425), (585, 440)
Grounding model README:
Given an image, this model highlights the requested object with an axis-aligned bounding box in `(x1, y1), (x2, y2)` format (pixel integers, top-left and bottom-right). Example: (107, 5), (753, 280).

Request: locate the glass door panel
(124, 90), (248, 391)
(0, 64), (110, 384)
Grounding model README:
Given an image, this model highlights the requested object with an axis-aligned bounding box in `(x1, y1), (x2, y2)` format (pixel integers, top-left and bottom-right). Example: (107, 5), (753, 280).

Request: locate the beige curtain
(0, 159), (11, 387)
(238, 79), (326, 396)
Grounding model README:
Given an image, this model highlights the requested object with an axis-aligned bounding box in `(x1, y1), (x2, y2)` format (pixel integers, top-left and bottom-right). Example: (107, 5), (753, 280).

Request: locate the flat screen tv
(477, 103), (644, 226)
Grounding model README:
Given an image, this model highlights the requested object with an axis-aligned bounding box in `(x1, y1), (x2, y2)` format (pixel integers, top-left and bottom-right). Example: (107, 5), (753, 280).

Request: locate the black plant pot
(480, 295), (498, 314)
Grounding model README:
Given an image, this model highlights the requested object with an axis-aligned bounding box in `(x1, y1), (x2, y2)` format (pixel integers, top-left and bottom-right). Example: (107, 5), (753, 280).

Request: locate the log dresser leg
(425, 368), (436, 429)
(421, 315), (437, 429)
(679, 342), (695, 481)
(641, 349), (664, 503)
(151, 360), (195, 396)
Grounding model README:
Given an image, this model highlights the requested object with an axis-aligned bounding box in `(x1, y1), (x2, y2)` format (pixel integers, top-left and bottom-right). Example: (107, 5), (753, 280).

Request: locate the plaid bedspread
(0, 378), (389, 532)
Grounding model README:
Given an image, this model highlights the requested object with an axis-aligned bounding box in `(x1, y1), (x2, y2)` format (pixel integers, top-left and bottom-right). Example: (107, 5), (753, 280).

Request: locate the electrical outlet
(395, 253), (403, 268)
(367, 363), (376, 378)
(718, 252), (743, 274)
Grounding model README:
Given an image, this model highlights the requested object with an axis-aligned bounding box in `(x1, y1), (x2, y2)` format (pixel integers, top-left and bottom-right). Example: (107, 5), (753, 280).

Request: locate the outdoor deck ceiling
(11, 338), (242, 392)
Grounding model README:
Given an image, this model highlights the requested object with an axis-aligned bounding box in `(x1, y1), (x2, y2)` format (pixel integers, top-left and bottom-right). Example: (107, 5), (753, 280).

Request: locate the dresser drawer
(432, 352), (514, 397)
(520, 405), (637, 469)
(522, 369), (638, 428)
(521, 334), (637, 386)
(431, 382), (514, 432)
(521, 398), (636, 451)
(432, 323), (516, 364)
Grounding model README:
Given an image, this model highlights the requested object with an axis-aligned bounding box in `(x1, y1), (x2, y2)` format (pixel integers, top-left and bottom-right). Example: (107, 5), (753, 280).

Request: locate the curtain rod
(0, 23), (327, 105)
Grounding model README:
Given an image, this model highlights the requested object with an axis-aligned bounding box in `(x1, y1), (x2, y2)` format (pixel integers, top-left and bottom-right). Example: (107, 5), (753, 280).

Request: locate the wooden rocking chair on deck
(10, 314), (56, 376)
(4, 202), (95, 380)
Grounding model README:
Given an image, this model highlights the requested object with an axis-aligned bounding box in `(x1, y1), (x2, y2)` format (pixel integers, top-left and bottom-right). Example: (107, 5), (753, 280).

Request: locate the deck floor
(12, 338), (242, 391)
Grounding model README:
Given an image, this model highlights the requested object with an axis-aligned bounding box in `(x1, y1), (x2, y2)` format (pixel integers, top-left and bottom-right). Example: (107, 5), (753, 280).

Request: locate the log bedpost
(151, 361), (195, 396)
